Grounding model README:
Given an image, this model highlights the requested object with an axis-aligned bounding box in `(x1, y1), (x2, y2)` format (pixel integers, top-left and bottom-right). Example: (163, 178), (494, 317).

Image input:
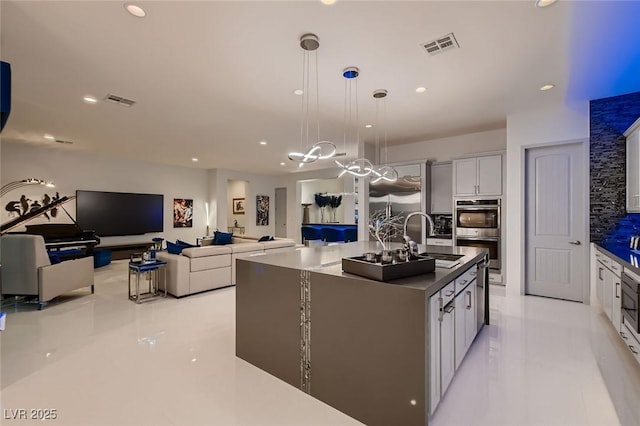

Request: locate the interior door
(275, 187), (287, 238)
(525, 143), (586, 302)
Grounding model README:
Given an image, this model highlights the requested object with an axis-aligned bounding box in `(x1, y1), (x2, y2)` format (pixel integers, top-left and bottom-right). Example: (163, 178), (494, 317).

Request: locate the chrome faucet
(403, 212), (435, 257)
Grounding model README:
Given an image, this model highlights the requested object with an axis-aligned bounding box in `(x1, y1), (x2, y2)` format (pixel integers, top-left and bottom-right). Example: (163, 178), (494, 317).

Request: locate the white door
(525, 143), (586, 302)
(275, 187), (287, 238)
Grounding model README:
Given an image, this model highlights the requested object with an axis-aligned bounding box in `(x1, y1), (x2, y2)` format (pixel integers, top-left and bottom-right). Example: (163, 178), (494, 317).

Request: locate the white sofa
(156, 236), (296, 297)
(0, 234), (95, 309)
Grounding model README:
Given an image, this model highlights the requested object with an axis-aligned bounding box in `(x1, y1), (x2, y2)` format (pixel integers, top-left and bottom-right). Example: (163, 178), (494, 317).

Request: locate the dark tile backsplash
(590, 91), (640, 243)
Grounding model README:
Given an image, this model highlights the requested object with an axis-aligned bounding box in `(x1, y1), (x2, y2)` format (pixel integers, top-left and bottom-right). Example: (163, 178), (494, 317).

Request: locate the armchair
(1, 234), (94, 309)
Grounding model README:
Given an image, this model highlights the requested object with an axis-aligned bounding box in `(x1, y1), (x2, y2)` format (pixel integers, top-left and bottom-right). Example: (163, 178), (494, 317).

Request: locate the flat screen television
(76, 190), (164, 236)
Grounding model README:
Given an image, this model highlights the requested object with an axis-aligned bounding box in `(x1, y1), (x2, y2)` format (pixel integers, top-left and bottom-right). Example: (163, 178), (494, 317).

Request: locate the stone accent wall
(590, 91), (640, 242)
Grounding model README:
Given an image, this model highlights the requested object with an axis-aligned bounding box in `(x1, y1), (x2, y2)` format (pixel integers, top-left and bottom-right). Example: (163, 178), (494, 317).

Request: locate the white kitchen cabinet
(440, 299), (456, 396)
(453, 154), (502, 197)
(431, 162), (453, 213)
(594, 247), (622, 332)
(626, 118), (640, 212)
(454, 278), (477, 369)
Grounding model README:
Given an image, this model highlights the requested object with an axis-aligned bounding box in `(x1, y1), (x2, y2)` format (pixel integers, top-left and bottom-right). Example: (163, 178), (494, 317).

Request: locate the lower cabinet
(430, 273), (479, 416)
(595, 247), (622, 332)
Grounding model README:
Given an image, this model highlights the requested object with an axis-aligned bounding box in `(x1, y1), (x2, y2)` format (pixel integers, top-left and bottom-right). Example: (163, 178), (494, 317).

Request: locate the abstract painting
(173, 198), (193, 228)
(256, 195), (269, 226)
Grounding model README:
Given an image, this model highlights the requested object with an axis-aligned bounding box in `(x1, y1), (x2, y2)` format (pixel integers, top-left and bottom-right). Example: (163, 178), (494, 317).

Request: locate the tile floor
(1, 260), (637, 425)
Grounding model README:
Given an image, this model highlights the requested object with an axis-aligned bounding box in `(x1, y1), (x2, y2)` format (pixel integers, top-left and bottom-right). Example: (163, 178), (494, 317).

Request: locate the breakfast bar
(235, 242), (488, 426)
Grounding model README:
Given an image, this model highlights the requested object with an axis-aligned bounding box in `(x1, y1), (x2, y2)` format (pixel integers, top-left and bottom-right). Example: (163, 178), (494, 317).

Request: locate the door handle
(569, 240), (582, 245)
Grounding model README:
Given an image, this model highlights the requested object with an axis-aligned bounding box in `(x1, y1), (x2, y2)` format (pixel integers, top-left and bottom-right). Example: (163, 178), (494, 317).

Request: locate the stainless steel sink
(422, 252), (464, 261)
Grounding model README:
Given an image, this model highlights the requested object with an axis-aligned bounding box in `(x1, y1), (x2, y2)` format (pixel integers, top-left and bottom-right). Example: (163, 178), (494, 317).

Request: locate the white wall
(208, 168), (279, 238)
(227, 179), (248, 229)
(0, 142), (209, 246)
(385, 128), (507, 163)
(505, 103), (589, 296)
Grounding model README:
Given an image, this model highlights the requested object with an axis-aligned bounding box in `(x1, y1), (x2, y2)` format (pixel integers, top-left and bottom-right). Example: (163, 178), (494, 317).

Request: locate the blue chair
(302, 227), (322, 244)
(344, 228), (358, 243)
(321, 228), (344, 244)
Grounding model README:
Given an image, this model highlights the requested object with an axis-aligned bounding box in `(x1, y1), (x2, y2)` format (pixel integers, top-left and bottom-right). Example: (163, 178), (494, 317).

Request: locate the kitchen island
(236, 242), (488, 426)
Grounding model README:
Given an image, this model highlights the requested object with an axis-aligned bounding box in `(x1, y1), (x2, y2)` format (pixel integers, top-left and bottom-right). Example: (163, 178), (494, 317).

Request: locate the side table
(128, 260), (167, 304)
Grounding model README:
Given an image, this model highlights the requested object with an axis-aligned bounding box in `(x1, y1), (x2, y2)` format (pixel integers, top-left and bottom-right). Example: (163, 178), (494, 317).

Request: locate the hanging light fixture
(335, 67), (374, 177)
(288, 33), (336, 167)
(370, 89), (398, 184)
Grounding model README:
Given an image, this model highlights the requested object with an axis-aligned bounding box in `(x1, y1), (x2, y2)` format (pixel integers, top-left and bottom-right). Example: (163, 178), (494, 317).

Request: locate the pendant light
(335, 67), (374, 177)
(288, 33), (336, 167)
(370, 89), (398, 184)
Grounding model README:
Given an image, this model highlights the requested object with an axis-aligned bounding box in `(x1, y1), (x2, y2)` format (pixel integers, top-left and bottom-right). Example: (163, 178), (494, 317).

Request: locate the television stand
(97, 242), (155, 261)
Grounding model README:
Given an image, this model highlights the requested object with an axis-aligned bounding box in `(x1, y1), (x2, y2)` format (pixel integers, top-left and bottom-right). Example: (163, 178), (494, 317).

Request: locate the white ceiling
(1, 1), (639, 175)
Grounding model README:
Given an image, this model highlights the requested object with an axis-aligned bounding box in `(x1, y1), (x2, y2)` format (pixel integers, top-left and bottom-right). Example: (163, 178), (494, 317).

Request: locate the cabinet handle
(621, 331), (628, 340)
(630, 345), (639, 355)
(445, 290), (455, 297)
(616, 282), (620, 298)
(438, 297), (443, 322)
(459, 279), (468, 286)
(470, 271), (477, 277)
(466, 291), (472, 310)
(445, 305), (455, 314)
(599, 267), (603, 281)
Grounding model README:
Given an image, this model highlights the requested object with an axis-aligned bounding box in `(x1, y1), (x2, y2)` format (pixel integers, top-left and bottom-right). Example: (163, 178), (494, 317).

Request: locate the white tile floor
(1, 260), (637, 425)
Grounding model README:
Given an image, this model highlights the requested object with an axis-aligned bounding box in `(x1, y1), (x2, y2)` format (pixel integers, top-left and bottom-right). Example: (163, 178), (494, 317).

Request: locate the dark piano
(1, 195), (100, 260)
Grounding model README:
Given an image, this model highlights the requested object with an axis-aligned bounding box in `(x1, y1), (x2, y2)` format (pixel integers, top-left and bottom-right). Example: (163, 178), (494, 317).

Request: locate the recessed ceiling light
(83, 95), (98, 104)
(259, 141), (267, 146)
(365, 124), (373, 128)
(535, 0), (558, 7)
(44, 134), (55, 140)
(124, 3), (146, 18)
(293, 89), (304, 96)
(192, 157), (199, 162)
(321, 0), (337, 4)
(280, 162), (286, 166)
(416, 87), (427, 93)
(540, 84), (555, 91)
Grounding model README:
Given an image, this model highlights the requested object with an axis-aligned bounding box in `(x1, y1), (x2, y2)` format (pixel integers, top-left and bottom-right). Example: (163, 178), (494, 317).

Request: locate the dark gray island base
(236, 242), (488, 426)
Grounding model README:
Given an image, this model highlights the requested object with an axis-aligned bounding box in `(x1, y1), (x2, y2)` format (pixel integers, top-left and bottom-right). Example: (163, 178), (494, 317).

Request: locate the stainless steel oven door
(456, 236), (501, 270)
(621, 274), (639, 333)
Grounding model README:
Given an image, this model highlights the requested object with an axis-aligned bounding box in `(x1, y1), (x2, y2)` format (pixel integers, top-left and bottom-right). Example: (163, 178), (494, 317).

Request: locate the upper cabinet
(626, 118), (640, 212)
(430, 162), (453, 213)
(453, 154), (502, 197)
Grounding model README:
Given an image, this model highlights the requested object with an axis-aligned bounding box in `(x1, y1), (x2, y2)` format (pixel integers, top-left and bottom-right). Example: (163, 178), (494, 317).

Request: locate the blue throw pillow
(213, 231), (233, 245)
(176, 239), (196, 247)
(166, 240), (191, 255)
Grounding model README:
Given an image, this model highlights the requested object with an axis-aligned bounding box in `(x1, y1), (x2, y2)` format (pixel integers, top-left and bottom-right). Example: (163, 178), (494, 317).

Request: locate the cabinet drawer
(609, 260), (622, 276)
(427, 238), (453, 247)
(621, 321), (640, 364)
(441, 281), (456, 306)
(455, 267), (477, 295)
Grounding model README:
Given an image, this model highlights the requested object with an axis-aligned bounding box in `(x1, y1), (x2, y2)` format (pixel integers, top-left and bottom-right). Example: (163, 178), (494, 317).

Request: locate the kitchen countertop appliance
(454, 199), (501, 270)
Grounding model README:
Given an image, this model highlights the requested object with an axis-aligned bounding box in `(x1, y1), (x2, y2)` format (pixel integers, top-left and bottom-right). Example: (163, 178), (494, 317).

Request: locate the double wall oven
(455, 199), (501, 270)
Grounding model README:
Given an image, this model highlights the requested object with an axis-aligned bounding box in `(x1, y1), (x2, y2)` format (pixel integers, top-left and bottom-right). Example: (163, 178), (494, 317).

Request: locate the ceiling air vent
(104, 94), (136, 107)
(420, 33), (459, 56)
(55, 139), (73, 145)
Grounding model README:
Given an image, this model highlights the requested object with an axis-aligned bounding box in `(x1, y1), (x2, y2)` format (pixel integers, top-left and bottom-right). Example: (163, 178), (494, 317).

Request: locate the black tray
(342, 254), (436, 282)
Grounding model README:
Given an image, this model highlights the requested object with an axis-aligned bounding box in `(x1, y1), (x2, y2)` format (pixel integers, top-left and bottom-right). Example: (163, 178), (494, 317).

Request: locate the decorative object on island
(173, 198), (193, 228)
(335, 67), (374, 178)
(370, 89), (398, 184)
(232, 197), (245, 214)
(314, 193), (331, 223)
(287, 33), (336, 168)
(256, 195), (269, 226)
(329, 194), (342, 223)
(368, 209), (404, 250)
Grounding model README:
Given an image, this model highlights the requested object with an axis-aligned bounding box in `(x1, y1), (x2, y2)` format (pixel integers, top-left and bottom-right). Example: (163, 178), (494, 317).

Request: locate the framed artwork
(233, 198), (245, 214)
(256, 195), (269, 226)
(173, 198), (193, 228)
